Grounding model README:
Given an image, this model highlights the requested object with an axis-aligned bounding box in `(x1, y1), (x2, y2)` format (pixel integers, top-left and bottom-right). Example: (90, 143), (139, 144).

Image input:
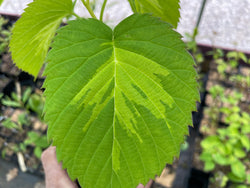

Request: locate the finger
(41, 146), (78, 188)
(145, 179), (153, 188)
(136, 183), (145, 188)
(136, 179), (153, 188)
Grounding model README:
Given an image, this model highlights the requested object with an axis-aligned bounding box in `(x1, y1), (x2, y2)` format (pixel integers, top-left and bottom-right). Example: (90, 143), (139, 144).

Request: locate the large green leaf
(44, 14), (199, 187)
(9, 0), (73, 77)
(0, 0), (4, 6)
(128, 0), (180, 28)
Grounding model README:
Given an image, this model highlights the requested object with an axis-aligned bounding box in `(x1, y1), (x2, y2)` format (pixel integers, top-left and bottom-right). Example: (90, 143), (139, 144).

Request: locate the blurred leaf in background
(0, 16), (11, 55)
(24, 131), (50, 158)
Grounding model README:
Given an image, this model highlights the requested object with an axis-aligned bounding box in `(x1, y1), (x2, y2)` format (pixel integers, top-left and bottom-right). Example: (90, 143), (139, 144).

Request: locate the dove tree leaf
(128, 0), (180, 28)
(44, 13), (199, 187)
(9, 0), (73, 77)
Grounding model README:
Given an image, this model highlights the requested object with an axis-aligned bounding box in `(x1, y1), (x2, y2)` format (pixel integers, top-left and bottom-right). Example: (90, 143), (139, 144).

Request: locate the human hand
(136, 180), (153, 188)
(42, 146), (153, 188)
(41, 146), (78, 188)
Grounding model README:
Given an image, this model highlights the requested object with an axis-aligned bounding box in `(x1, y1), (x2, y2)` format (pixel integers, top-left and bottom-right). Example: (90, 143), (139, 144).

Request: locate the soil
(1, 54), (20, 77)
(0, 51), (46, 177)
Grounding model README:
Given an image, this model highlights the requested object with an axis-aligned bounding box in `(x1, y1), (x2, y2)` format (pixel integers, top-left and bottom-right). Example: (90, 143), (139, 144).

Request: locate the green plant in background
(24, 131), (50, 158)
(214, 50), (249, 79)
(1, 131), (49, 160)
(214, 57), (227, 78)
(212, 49), (250, 95)
(0, 16), (11, 55)
(200, 89), (250, 187)
(227, 50), (250, 91)
(1, 87), (45, 120)
(26, 91), (45, 119)
(0, 111), (29, 131)
(209, 85), (225, 100)
(203, 85), (225, 129)
(226, 51), (248, 67)
(185, 33), (204, 65)
(207, 48), (224, 60)
(1, 118), (21, 130)
(230, 74), (250, 89)
(1, 87), (32, 108)
(10, 0), (199, 187)
(1, 87), (47, 162)
(0, 87), (46, 159)
(0, 87), (32, 131)
(0, 86), (46, 159)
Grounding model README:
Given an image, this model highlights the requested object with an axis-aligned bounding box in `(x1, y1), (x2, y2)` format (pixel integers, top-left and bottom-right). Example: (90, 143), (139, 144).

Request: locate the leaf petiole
(73, 0), (77, 7)
(73, 12), (81, 19)
(81, 0), (97, 19)
(100, 0), (108, 21)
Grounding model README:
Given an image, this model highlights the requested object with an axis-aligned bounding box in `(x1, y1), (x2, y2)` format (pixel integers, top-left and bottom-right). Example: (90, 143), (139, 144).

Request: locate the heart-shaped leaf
(44, 14), (199, 187)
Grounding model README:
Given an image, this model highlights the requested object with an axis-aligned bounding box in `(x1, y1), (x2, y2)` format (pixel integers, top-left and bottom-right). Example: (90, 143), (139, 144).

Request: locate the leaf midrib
(111, 37), (117, 180)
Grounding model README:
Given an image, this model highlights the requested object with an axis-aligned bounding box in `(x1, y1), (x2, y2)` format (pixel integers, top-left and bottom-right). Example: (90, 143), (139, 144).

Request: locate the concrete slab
(178, 0), (250, 53)
(0, 158), (45, 188)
